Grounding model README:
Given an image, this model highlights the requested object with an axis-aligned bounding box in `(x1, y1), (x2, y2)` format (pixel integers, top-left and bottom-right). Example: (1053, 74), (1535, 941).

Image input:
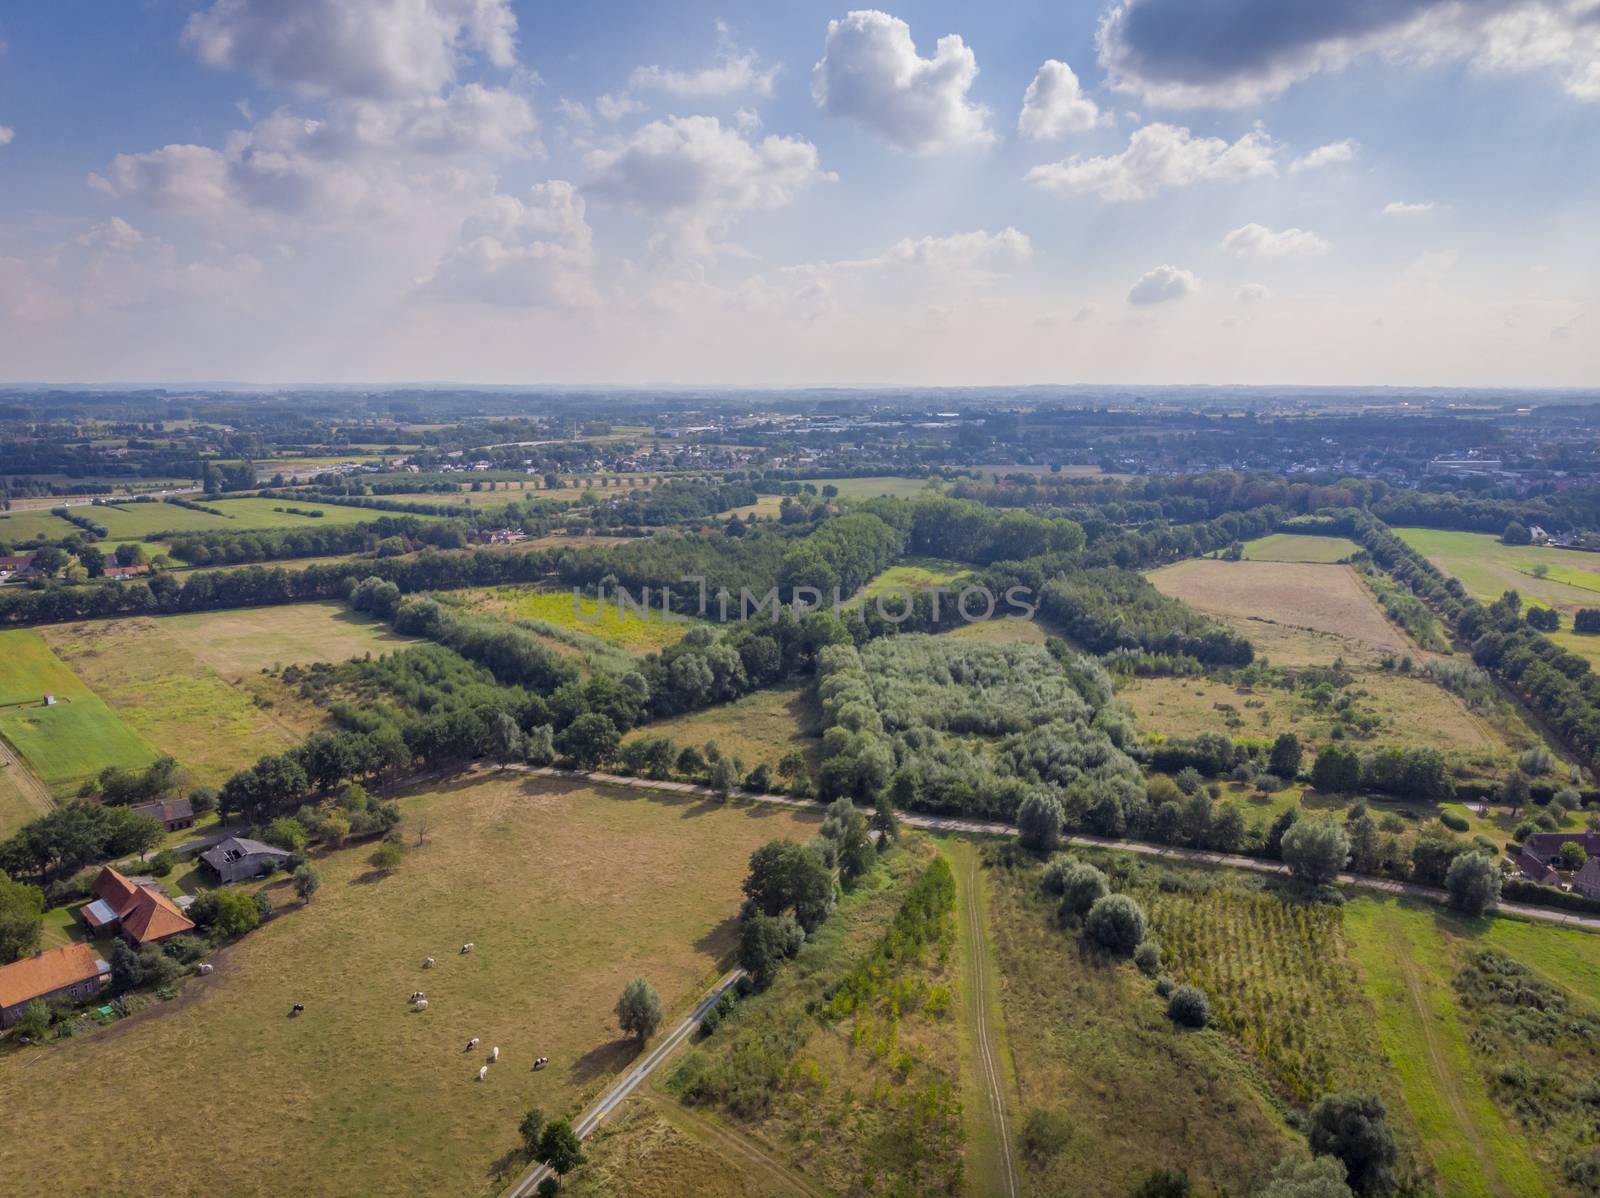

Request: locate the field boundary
(512, 766), (1600, 932)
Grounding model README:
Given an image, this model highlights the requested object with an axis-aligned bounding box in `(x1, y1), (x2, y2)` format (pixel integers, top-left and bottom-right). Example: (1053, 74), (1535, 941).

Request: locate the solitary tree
(615, 977), (664, 1043)
(519, 1108), (545, 1155)
(1306, 1093), (1397, 1195)
(1084, 894), (1147, 955)
(710, 756), (740, 798)
(491, 712), (525, 769)
(1281, 816), (1350, 886)
(558, 713), (620, 770)
(537, 1120), (585, 1175)
(372, 840), (403, 873)
(293, 863), (322, 905)
(1445, 851), (1502, 916)
(1057, 861), (1109, 919)
(1167, 984), (1211, 1029)
(1017, 793), (1064, 853)
(871, 792), (899, 845)
(1269, 733), (1304, 779)
(1560, 840), (1588, 871)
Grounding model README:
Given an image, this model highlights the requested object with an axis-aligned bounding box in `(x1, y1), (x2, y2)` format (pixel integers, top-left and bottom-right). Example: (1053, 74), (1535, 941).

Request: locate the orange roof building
(0, 943), (110, 1028)
(81, 867), (195, 947)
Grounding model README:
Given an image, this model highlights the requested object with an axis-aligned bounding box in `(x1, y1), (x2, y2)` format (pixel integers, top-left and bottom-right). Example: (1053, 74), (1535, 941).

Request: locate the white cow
(422, 957), (435, 969)
(413, 999), (428, 1010)
(465, 1037), (480, 1051)
(460, 942), (475, 954)
(477, 1066), (488, 1081)
(489, 1046), (499, 1063)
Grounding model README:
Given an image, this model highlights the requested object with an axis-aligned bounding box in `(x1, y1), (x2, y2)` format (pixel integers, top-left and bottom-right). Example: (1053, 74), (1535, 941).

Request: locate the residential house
(129, 797), (196, 832)
(1517, 830), (1600, 888)
(200, 837), (291, 884)
(102, 564), (151, 580)
(1575, 856), (1600, 900)
(80, 867), (195, 947)
(0, 943), (111, 1028)
(0, 554), (36, 581)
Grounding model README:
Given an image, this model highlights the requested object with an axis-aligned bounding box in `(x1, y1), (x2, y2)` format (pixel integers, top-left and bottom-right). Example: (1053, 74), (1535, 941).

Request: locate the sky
(0, 0), (1596, 388)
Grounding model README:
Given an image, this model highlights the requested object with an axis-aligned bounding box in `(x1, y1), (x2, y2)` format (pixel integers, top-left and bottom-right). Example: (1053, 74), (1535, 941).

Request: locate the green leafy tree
(1132, 1169), (1191, 1198)
(1261, 1156), (1353, 1198)
(742, 840), (834, 932)
(1017, 793), (1064, 853)
(615, 976), (664, 1042)
(1167, 984), (1211, 1028)
(0, 870), (45, 963)
(1270, 733), (1304, 779)
(1084, 894), (1146, 955)
(1560, 840), (1588, 871)
(265, 817), (309, 854)
(1310, 746), (1362, 794)
(372, 840), (403, 872)
(1057, 861), (1108, 919)
(491, 712), (526, 768)
(537, 1120), (585, 1175)
(871, 792), (899, 845)
(709, 756), (740, 797)
(293, 863), (322, 904)
(14, 999), (51, 1042)
(558, 713), (620, 770)
(1445, 851), (1502, 916)
(1306, 1093), (1397, 1195)
(519, 1108), (545, 1156)
(1282, 816), (1350, 885)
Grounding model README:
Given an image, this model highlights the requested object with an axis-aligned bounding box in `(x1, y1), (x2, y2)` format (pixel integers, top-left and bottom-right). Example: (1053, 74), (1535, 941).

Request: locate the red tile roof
(0, 943), (106, 1011)
(90, 867), (195, 945)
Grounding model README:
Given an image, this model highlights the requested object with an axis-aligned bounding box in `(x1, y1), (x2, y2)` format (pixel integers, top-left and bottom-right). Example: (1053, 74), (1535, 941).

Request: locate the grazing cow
(422, 957), (435, 969)
(465, 1037), (480, 1051)
(460, 942), (474, 954)
(489, 1046), (499, 1063)
(413, 999), (428, 1011)
(197, 963), (213, 976)
(290, 1003), (305, 1016)
(533, 1056), (548, 1071)
(477, 1066), (488, 1081)
(409, 991), (426, 1003)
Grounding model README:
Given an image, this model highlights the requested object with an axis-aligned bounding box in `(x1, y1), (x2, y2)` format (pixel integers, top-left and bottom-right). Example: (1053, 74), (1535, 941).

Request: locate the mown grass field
(1149, 559), (1415, 665)
(799, 476), (939, 500)
(464, 585), (698, 655)
(85, 496), (434, 541)
(624, 683), (823, 774)
(1394, 528), (1600, 668)
(858, 556), (972, 600)
(938, 616), (1054, 645)
(1240, 533), (1362, 563)
(0, 776), (821, 1198)
(1344, 896), (1551, 1197)
(39, 603), (408, 786)
(0, 629), (158, 796)
(0, 508), (83, 542)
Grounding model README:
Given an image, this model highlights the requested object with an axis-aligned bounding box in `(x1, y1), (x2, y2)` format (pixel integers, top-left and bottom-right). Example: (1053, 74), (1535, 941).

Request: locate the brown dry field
(1149, 560), (1415, 665)
(1121, 671), (1524, 764)
(0, 776), (820, 1198)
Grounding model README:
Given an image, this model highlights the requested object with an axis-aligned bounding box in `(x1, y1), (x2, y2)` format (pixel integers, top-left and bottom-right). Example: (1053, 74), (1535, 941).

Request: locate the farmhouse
(201, 836), (291, 884)
(129, 797), (196, 832)
(0, 943), (111, 1027)
(0, 554), (36, 581)
(80, 867), (195, 946)
(102, 564), (150, 580)
(1517, 830), (1600, 896)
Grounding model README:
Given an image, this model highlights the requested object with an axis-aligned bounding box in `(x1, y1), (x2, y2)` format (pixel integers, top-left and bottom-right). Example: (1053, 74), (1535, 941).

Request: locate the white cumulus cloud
(812, 10), (994, 154)
(182, 0), (518, 99)
(0, 126), (14, 147)
(630, 24), (778, 98)
(1018, 60), (1104, 139)
(1128, 263), (1197, 304)
(1025, 121), (1276, 201)
(1289, 139), (1357, 172)
(420, 181), (598, 307)
(1221, 222), (1330, 256)
(584, 115), (831, 258)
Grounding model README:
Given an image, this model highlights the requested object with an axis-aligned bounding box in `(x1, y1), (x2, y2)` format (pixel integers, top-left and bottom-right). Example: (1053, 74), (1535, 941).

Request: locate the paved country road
(506, 969), (745, 1198)
(520, 765), (1600, 933)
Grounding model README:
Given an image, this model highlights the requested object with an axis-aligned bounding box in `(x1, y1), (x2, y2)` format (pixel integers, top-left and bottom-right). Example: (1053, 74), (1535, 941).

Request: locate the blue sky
(0, 0), (1596, 385)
